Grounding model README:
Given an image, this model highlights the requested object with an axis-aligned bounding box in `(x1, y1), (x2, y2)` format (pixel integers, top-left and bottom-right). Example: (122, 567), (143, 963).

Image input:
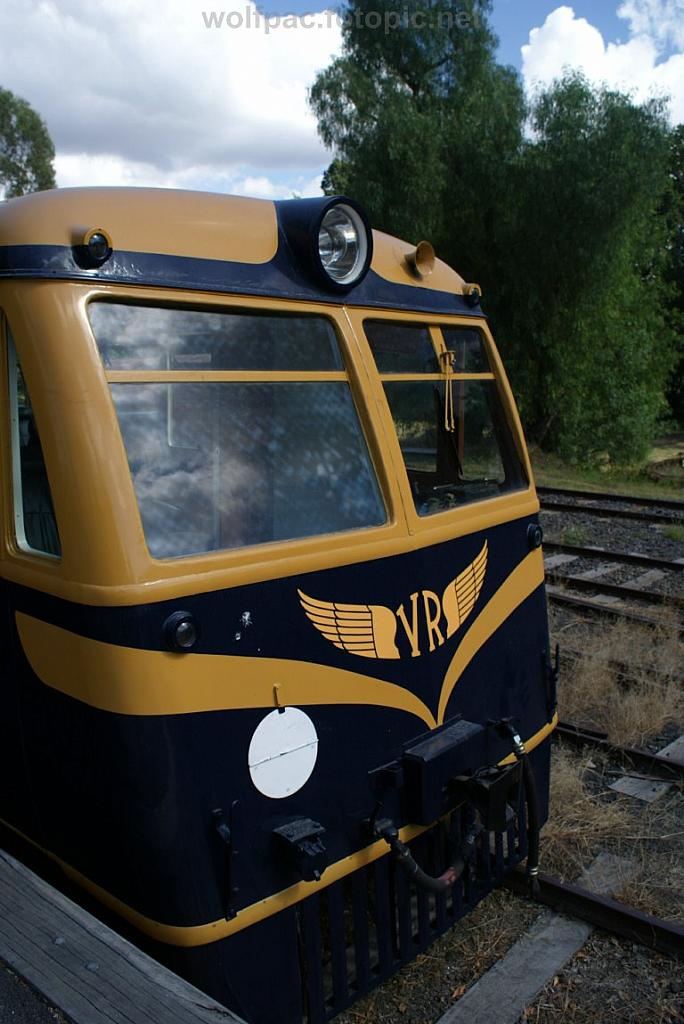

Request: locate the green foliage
(662, 124), (684, 423)
(310, 7), (679, 466)
(310, 1), (524, 255)
(510, 75), (674, 464)
(0, 86), (56, 198)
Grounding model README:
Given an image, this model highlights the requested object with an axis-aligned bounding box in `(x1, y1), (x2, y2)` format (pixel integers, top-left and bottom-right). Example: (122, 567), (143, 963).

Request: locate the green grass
(558, 525), (588, 545)
(663, 524), (684, 543)
(530, 435), (684, 502)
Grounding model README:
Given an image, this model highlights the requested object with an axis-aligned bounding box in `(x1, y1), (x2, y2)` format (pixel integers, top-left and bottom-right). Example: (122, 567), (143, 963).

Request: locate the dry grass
(541, 746), (633, 879)
(542, 611), (684, 923)
(541, 747), (684, 922)
(336, 889), (541, 1024)
(554, 618), (683, 747)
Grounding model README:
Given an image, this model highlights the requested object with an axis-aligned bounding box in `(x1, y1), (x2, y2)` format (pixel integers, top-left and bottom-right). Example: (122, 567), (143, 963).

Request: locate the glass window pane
(8, 343), (61, 556)
(364, 321), (438, 373)
(89, 303), (343, 371)
(110, 382), (386, 557)
(383, 380), (527, 516)
(441, 327), (490, 373)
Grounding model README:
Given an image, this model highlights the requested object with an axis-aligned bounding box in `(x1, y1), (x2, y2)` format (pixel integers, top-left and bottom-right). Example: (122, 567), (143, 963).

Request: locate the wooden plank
(658, 734), (684, 766)
(0, 848), (245, 1024)
(609, 775), (673, 802)
(438, 854), (636, 1024)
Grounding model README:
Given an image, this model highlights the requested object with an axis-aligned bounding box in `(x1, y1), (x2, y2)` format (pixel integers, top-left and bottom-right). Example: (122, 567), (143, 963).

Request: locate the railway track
(545, 571), (684, 610)
(543, 537), (684, 629)
(543, 541), (684, 573)
(554, 721), (684, 781)
(505, 867), (684, 961)
(545, 586), (681, 630)
(517, 723), (684, 962)
(538, 485), (684, 526)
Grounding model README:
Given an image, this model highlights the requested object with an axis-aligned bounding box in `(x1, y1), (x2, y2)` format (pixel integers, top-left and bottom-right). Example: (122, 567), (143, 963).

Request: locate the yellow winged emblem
(442, 540), (488, 638)
(298, 541), (488, 661)
(297, 592), (401, 660)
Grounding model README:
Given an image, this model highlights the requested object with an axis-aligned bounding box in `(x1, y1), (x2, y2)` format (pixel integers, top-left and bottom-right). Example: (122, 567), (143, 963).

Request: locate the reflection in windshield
(383, 380), (527, 515)
(90, 303), (343, 372)
(111, 382), (386, 557)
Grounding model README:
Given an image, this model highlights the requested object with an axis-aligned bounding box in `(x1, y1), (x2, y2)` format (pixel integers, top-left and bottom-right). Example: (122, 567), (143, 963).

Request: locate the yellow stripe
(0, 713), (556, 949)
(437, 547), (545, 724)
(15, 613), (437, 729)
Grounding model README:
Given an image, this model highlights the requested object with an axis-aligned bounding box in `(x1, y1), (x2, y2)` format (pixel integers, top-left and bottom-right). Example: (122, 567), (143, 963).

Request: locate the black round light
(87, 232), (112, 264)
(527, 523), (543, 550)
(163, 611), (200, 652)
(465, 286), (481, 308)
(75, 227), (113, 269)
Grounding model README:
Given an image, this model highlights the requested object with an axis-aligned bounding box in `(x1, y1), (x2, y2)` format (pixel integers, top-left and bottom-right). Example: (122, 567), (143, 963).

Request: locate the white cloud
(521, 3), (684, 124)
(617, 0), (684, 51)
(0, 0), (341, 194)
(53, 153), (324, 199)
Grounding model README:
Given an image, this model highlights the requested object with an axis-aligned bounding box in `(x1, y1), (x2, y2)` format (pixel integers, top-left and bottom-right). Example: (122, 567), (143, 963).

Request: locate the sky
(0, 0), (682, 201)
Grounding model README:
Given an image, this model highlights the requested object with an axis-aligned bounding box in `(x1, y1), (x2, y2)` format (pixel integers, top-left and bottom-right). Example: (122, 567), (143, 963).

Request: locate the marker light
(318, 204), (368, 286)
(79, 227), (113, 268)
(465, 284), (482, 308)
(164, 610), (200, 652)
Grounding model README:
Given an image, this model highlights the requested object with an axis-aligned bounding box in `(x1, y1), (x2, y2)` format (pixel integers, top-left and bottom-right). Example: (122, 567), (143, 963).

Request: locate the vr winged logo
(298, 541), (487, 661)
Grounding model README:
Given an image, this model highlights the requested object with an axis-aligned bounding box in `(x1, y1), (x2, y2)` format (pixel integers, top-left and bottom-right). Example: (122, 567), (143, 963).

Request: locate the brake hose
(501, 722), (541, 898)
(375, 721), (541, 898)
(376, 818), (483, 895)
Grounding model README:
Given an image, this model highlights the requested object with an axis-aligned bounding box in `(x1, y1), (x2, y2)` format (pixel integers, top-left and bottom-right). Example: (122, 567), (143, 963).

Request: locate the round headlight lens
(163, 610), (200, 652)
(318, 204), (368, 285)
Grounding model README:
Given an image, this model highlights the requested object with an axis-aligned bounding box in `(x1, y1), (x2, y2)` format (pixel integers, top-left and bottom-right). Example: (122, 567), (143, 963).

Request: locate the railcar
(0, 187), (557, 1024)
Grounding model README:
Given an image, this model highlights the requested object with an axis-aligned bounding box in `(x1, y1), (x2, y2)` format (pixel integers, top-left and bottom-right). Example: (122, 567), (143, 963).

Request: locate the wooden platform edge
(0, 847), (246, 1024)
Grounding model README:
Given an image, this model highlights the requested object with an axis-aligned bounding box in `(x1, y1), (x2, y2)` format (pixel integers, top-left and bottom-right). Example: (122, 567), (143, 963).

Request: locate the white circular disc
(248, 708), (319, 799)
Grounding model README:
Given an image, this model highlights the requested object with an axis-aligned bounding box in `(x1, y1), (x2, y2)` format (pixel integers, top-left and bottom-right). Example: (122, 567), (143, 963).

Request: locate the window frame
(6, 328), (61, 561)
(348, 309), (533, 535)
(87, 297), (393, 561)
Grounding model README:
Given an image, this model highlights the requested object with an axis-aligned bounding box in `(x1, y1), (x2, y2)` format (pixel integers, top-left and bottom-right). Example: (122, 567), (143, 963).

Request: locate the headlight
(318, 203), (368, 286)
(276, 196), (374, 292)
(163, 610), (200, 651)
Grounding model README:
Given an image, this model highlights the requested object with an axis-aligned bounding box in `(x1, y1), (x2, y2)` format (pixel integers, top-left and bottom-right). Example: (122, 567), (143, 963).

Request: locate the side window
(7, 335), (61, 557)
(365, 320), (527, 516)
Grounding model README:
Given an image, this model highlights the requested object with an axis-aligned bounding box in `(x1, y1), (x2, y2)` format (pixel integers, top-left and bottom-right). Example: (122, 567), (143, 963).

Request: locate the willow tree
(0, 87), (56, 198)
(310, 0), (525, 291)
(311, 12), (676, 463)
(509, 75), (674, 463)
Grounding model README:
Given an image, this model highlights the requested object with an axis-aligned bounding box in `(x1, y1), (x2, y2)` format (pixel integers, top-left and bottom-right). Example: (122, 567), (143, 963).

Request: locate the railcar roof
(0, 188), (473, 313)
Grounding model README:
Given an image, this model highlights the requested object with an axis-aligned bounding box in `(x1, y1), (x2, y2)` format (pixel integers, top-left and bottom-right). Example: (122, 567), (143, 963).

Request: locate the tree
(310, 10), (677, 464)
(662, 124), (684, 424)
(0, 87), (56, 198)
(310, 0), (525, 275)
(509, 75), (675, 463)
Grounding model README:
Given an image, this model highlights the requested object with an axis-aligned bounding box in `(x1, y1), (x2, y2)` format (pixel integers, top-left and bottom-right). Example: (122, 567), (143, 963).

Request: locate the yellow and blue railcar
(0, 187), (557, 1023)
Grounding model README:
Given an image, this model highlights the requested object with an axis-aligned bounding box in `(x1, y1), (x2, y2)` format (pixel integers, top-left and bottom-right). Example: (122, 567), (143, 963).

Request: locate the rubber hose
(391, 836), (466, 894)
(522, 754), (541, 899)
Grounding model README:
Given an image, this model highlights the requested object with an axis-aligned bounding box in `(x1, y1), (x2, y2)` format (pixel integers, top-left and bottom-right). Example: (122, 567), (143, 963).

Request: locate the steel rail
(546, 586), (682, 633)
(537, 485), (684, 514)
(544, 571), (684, 610)
(555, 721), (684, 781)
(540, 498), (683, 526)
(544, 541), (684, 573)
(504, 867), (684, 960)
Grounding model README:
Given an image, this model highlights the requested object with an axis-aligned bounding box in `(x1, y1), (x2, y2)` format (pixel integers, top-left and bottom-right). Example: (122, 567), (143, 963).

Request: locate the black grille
(297, 805), (527, 1022)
